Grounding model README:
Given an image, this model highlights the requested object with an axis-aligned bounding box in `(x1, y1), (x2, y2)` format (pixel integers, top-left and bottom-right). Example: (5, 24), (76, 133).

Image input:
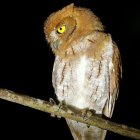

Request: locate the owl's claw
(49, 98), (62, 111)
(80, 109), (95, 128)
(49, 98), (57, 117)
(49, 98), (56, 105)
(81, 109), (95, 121)
(58, 101), (72, 112)
(51, 101), (67, 119)
(49, 98), (62, 118)
(56, 101), (73, 118)
(55, 101), (63, 110)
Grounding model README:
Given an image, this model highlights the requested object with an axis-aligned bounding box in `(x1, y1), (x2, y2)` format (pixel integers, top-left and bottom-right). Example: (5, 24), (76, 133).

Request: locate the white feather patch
(53, 34), (114, 114)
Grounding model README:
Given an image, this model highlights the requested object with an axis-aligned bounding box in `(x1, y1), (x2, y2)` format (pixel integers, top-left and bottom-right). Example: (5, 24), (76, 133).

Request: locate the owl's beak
(51, 39), (60, 49)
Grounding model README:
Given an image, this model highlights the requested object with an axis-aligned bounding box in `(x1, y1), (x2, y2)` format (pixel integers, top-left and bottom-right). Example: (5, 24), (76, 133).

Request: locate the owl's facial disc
(45, 16), (76, 51)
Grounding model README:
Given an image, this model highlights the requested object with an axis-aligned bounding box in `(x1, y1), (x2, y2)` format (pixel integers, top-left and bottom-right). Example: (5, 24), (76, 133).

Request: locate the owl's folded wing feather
(103, 42), (122, 117)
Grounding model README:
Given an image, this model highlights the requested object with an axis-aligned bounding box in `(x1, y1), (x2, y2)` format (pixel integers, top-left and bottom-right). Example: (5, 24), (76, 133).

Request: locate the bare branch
(0, 89), (140, 139)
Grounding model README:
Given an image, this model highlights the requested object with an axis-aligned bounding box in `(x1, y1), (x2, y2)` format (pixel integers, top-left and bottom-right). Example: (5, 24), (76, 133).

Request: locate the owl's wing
(88, 32), (122, 118)
(103, 42), (122, 117)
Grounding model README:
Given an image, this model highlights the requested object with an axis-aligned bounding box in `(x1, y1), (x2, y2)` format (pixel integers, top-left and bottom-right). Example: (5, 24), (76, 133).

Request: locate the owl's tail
(66, 119), (107, 140)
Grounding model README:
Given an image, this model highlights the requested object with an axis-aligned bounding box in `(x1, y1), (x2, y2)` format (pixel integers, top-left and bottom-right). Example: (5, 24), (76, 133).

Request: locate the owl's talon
(49, 98), (56, 105)
(52, 101), (66, 113)
(81, 109), (95, 121)
(57, 101), (63, 111)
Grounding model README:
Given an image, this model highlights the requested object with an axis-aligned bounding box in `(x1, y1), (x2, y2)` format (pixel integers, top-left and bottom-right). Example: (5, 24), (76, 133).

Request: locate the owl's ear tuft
(66, 3), (74, 9)
(61, 3), (74, 13)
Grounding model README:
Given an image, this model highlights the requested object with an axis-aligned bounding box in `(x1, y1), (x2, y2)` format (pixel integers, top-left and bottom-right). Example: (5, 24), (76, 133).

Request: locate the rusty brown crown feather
(44, 3), (104, 56)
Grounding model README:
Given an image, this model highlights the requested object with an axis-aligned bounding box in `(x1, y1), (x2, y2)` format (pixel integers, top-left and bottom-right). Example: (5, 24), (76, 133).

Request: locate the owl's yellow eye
(57, 25), (66, 34)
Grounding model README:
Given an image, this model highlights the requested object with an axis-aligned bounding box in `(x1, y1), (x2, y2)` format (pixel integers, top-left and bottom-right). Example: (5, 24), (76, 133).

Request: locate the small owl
(44, 3), (122, 140)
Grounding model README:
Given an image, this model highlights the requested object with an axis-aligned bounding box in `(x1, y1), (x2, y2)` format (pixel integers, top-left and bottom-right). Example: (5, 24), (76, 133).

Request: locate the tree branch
(0, 89), (140, 139)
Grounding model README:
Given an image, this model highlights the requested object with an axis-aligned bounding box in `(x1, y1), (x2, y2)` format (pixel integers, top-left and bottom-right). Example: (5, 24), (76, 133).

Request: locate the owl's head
(44, 3), (104, 56)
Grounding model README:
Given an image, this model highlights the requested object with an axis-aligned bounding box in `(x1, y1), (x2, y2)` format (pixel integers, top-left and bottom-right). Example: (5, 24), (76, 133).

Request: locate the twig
(0, 89), (140, 139)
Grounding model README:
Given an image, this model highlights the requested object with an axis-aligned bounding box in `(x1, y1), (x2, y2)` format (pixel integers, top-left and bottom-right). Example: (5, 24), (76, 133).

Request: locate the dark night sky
(0, 0), (140, 140)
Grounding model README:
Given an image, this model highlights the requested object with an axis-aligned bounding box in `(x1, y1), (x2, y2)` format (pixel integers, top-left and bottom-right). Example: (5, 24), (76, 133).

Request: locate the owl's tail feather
(66, 119), (107, 140)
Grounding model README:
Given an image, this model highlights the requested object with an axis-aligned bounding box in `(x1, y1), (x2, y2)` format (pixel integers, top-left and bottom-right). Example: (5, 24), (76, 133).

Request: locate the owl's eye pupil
(60, 28), (62, 30)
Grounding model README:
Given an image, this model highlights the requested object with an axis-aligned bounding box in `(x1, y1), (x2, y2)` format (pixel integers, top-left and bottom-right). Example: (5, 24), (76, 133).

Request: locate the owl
(44, 3), (122, 140)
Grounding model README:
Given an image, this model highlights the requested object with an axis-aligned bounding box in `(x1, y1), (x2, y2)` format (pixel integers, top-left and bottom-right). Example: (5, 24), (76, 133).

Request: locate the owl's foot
(57, 101), (73, 113)
(49, 98), (63, 118)
(49, 98), (57, 117)
(51, 101), (69, 119)
(80, 109), (96, 128)
(49, 98), (56, 105)
(57, 101), (64, 111)
(81, 109), (95, 120)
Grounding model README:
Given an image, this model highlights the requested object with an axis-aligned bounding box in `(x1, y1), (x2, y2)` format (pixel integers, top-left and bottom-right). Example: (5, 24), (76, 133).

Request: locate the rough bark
(0, 89), (140, 139)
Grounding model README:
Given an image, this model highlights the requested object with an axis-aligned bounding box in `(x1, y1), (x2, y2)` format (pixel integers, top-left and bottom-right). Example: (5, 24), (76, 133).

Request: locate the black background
(0, 0), (140, 140)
